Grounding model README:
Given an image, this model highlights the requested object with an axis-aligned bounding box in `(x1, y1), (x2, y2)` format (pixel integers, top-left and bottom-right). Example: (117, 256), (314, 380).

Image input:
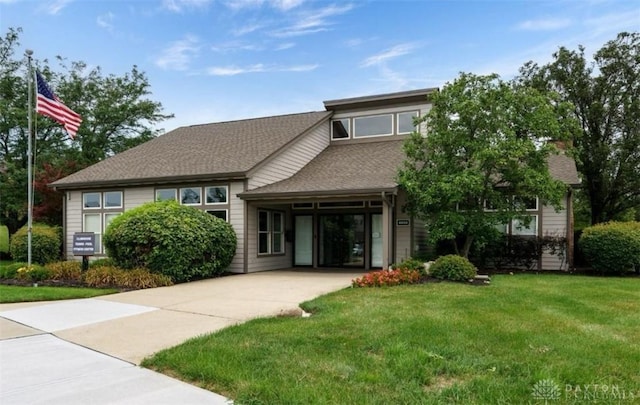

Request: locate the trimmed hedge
(579, 221), (640, 274)
(9, 223), (61, 264)
(103, 201), (237, 283)
(430, 254), (477, 281)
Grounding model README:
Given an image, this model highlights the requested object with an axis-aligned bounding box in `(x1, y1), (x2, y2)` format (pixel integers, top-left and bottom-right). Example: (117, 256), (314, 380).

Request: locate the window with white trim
(82, 191), (123, 254)
(397, 111), (419, 134)
(181, 187), (201, 205)
(354, 114), (393, 138)
(331, 118), (350, 140)
(258, 210), (285, 255)
(205, 186), (228, 204)
(206, 210), (228, 221)
(512, 215), (538, 236)
(156, 188), (177, 201)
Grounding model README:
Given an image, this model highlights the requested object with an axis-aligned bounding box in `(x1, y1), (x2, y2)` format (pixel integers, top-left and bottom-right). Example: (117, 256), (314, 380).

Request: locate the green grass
(0, 285), (118, 303)
(143, 274), (640, 404)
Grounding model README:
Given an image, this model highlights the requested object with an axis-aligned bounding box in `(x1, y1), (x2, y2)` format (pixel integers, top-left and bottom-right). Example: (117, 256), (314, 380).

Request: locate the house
(51, 88), (580, 272)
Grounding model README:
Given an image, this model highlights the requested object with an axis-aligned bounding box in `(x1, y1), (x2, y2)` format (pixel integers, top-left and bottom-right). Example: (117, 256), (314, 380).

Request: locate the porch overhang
(238, 186), (398, 201)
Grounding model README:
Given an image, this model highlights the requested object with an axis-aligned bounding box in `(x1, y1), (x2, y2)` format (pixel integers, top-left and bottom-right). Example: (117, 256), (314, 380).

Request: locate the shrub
(352, 268), (421, 288)
(103, 201), (237, 283)
(83, 265), (173, 289)
(579, 221), (640, 274)
(392, 258), (427, 275)
(45, 261), (83, 282)
(0, 225), (9, 254)
(116, 268), (173, 289)
(83, 265), (127, 288)
(470, 234), (566, 271)
(15, 264), (50, 283)
(0, 262), (27, 279)
(90, 257), (116, 268)
(429, 255), (477, 282)
(9, 223), (61, 264)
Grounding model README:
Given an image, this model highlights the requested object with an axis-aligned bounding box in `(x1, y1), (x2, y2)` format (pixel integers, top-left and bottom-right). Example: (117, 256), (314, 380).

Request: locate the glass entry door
(319, 214), (365, 267)
(371, 214), (383, 268)
(294, 215), (313, 266)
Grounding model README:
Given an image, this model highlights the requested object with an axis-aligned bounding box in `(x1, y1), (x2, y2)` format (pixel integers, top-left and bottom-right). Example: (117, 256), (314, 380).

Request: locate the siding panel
(541, 195), (569, 270)
(228, 181), (245, 273)
(248, 124), (330, 189)
(65, 191), (82, 259)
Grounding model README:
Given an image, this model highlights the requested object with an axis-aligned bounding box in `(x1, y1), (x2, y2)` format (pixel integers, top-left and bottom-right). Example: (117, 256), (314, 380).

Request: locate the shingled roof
(239, 140), (406, 199)
(51, 111), (332, 189)
(240, 142), (581, 200)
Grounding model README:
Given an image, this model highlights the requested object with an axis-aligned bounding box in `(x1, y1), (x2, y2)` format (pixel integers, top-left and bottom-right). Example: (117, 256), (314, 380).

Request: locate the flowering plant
(352, 268), (420, 288)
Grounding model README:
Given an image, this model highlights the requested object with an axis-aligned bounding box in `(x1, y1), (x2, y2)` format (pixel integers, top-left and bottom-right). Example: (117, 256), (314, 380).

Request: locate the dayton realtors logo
(532, 379), (561, 403)
(532, 379), (637, 403)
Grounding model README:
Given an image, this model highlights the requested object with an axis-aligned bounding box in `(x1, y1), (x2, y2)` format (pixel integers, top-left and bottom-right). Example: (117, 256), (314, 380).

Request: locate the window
(353, 114), (393, 138)
(331, 118), (350, 139)
(156, 188), (177, 201)
(83, 193), (101, 209)
(515, 197), (538, 211)
(258, 210), (285, 255)
(81, 192), (123, 254)
(512, 215), (538, 236)
(104, 191), (123, 208)
(318, 201), (365, 209)
(397, 111), (418, 134)
(181, 187), (201, 205)
(206, 210), (228, 221)
(205, 186), (228, 204)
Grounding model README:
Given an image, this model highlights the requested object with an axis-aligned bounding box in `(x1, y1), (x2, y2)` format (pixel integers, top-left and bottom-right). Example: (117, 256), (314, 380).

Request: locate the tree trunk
(461, 235), (474, 258)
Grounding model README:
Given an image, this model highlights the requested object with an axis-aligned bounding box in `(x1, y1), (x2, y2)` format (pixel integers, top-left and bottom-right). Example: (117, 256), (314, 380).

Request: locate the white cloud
(207, 63), (317, 76)
(232, 22), (265, 36)
(360, 43), (417, 67)
(516, 18), (572, 31)
(275, 42), (295, 50)
(155, 35), (201, 71)
(39, 0), (72, 15)
(162, 0), (212, 13)
(270, 3), (354, 37)
(96, 12), (115, 32)
(210, 40), (263, 52)
(584, 9), (640, 35)
(223, 0), (305, 11)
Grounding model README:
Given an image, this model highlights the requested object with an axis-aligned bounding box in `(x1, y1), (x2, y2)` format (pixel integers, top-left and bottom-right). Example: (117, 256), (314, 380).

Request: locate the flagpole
(26, 49), (33, 267)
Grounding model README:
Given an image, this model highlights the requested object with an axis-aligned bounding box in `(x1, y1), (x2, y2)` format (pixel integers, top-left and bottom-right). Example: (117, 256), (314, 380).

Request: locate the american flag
(35, 71), (82, 139)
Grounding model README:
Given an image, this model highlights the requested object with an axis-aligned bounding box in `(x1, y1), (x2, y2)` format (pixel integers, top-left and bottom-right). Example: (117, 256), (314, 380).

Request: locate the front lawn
(0, 285), (118, 303)
(143, 274), (640, 404)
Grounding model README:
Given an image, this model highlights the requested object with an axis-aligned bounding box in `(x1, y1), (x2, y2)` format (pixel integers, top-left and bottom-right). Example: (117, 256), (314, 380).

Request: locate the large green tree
(0, 27), (173, 232)
(398, 73), (574, 258)
(518, 32), (640, 224)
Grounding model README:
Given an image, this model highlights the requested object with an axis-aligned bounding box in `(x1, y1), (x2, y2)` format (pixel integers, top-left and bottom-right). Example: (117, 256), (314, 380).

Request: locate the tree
(0, 27), (173, 232)
(518, 32), (640, 224)
(398, 73), (572, 258)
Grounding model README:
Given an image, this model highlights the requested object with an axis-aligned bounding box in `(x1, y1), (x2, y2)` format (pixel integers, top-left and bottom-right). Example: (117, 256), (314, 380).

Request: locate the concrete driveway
(0, 270), (362, 404)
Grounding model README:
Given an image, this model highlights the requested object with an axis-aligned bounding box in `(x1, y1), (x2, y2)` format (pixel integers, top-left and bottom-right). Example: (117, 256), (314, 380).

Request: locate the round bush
(9, 223), (61, 264)
(103, 201), (237, 282)
(429, 254), (477, 281)
(579, 221), (640, 274)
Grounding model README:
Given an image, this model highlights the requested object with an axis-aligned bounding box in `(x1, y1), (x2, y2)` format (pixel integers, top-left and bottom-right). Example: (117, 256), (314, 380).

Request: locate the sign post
(73, 232), (95, 271)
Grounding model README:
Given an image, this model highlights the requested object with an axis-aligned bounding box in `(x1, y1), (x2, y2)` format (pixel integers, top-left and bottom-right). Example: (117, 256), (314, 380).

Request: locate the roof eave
(239, 186), (398, 201)
(50, 172), (248, 191)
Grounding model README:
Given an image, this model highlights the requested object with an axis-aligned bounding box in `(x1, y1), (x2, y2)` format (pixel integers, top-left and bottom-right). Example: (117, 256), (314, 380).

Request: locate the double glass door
(295, 213), (383, 268)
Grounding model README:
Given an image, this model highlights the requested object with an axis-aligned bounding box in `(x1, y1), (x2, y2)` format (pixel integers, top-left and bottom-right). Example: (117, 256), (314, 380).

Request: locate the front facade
(52, 89), (580, 272)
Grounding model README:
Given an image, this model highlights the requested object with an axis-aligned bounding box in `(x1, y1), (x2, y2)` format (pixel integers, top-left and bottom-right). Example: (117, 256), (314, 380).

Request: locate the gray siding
(541, 195), (569, 270)
(394, 192), (412, 263)
(124, 187), (154, 209)
(228, 181), (246, 273)
(64, 191), (82, 259)
(248, 123), (330, 190)
(246, 203), (292, 272)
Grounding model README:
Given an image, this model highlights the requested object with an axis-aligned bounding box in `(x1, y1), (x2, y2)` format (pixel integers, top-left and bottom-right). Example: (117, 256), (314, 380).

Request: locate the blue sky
(1, 0), (638, 132)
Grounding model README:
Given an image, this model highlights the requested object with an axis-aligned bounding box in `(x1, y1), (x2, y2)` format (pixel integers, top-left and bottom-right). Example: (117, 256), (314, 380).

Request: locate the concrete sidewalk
(0, 270), (361, 404)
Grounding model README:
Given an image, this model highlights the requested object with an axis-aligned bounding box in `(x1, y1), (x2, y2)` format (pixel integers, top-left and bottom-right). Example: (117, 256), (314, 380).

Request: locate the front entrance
(294, 213), (383, 269)
(319, 214), (365, 267)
